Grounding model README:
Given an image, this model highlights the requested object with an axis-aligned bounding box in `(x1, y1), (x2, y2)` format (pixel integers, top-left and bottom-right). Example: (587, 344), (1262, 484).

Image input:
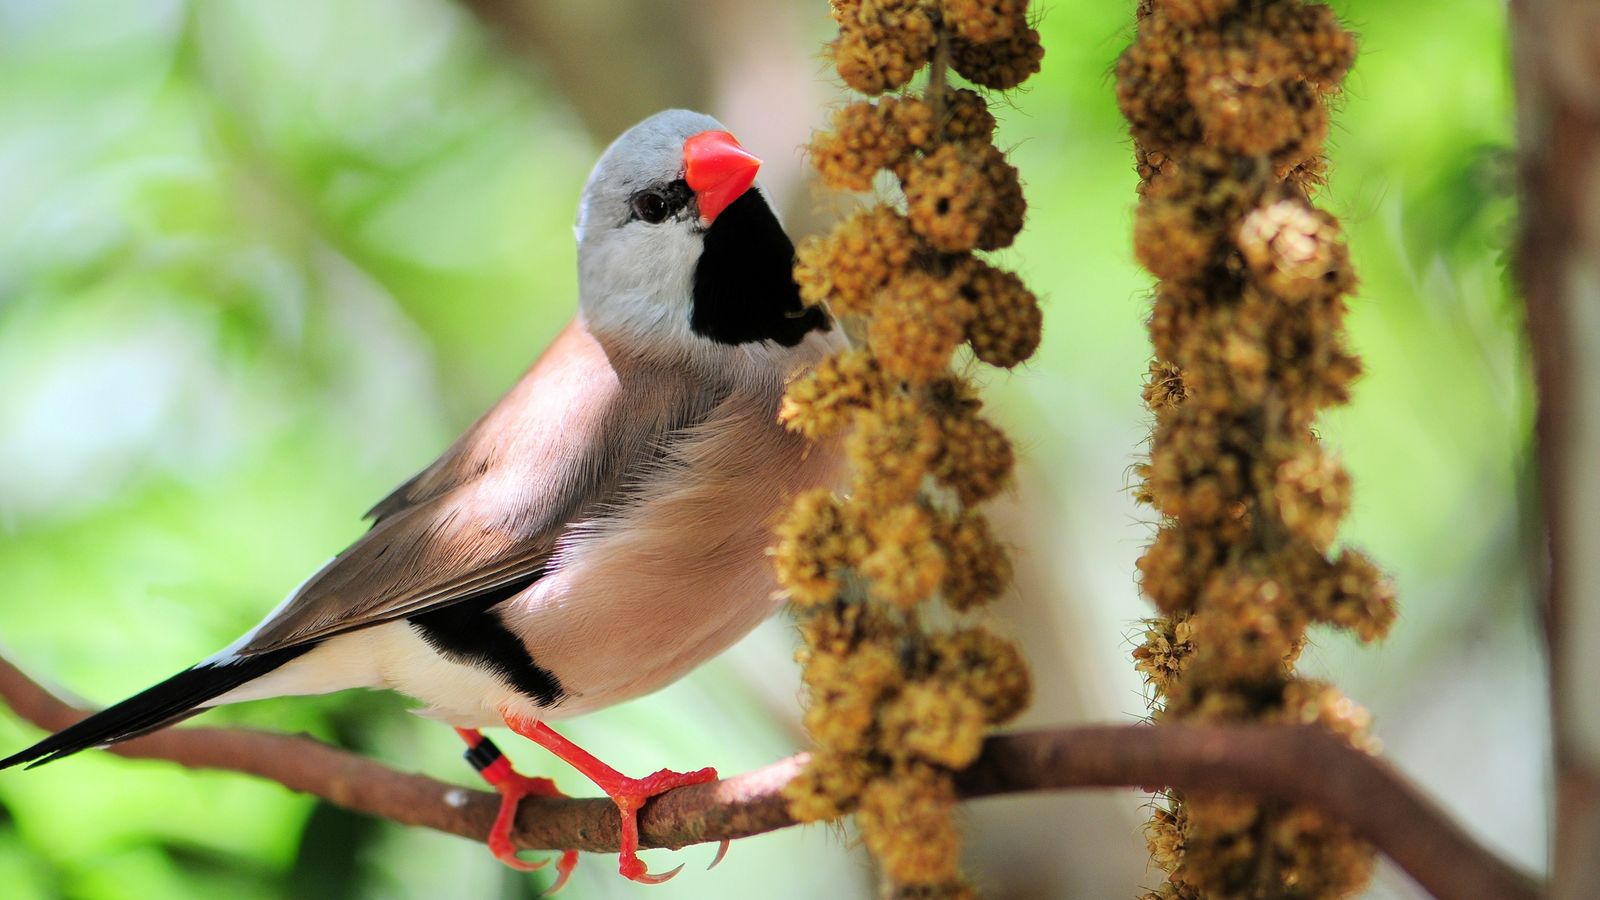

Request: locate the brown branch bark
(0, 655), (1538, 900)
(1510, 3), (1600, 898)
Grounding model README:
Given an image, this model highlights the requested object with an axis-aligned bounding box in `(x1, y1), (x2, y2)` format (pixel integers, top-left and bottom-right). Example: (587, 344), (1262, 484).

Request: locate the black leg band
(463, 736), (504, 773)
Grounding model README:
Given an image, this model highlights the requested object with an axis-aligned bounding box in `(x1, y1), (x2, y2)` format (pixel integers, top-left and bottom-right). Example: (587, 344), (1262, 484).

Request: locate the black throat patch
(690, 189), (831, 347)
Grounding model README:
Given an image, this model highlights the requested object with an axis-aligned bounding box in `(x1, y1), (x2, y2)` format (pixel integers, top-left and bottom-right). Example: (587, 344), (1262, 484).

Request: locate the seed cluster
(776, 2), (1044, 896)
(1117, 2), (1396, 898)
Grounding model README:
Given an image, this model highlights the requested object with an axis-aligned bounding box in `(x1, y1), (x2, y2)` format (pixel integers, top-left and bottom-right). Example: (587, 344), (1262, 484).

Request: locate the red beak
(683, 130), (761, 225)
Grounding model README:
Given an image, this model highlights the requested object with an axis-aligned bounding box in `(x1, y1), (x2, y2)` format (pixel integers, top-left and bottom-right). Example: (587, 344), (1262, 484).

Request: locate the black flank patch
(691, 188), (831, 347)
(408, 574), (566, 707)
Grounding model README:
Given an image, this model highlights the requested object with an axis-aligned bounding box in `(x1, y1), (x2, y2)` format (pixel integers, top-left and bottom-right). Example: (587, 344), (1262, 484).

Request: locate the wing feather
(235, 319), (721, 655)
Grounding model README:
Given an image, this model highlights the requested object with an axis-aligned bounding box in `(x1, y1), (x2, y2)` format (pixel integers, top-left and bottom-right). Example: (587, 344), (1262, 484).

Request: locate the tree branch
(0, 655), (1538, 900)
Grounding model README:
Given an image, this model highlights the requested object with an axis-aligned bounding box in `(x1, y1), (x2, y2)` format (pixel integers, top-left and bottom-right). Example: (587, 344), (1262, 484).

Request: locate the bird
(1, 108), (841, 890)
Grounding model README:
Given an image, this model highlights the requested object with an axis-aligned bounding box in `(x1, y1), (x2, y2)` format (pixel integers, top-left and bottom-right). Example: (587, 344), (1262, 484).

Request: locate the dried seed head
(781, 348), (886, 439)
(772, 489), (868, 607)
(959, 256), (1041, 367)
(812, 101), (909, 191)
(949, 26), (1044, 90)
(938, 508), (1011, 612)
(869, 270), (976, 382)
(903, 144), (996, 253)
(830, 0), (939, 94)
(857, 762), (963, 885)
(795, 206), (921, 316)
(861, 502), (947, 609)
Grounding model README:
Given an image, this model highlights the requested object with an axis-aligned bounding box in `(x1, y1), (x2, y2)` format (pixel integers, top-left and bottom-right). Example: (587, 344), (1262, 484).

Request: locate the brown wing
(236, 319), (719, 655)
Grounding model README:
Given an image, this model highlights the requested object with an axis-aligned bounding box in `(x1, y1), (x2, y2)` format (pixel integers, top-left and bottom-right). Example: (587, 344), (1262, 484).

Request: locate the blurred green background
(0, 1), (1539, 898)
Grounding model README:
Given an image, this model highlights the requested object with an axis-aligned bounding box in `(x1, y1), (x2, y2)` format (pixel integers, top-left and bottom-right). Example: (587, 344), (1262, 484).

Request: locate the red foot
(498, 712), (724, 884)
(456, 728), (581, 894)
(607, 766), (720, 882)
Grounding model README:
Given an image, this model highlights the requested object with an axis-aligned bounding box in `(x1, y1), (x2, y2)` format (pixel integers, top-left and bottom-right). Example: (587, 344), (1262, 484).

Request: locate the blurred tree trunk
(1510, 2), (1600, 897)
(456, 0), (713, 139)
(456, 0), (836, 237)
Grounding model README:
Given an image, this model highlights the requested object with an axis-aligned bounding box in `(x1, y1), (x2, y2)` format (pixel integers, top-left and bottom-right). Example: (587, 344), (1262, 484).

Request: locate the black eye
(632, 191), (669, 224)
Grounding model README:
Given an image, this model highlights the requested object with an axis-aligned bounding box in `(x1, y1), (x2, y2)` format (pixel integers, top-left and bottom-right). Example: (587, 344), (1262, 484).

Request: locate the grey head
(573, 109), (829, 361)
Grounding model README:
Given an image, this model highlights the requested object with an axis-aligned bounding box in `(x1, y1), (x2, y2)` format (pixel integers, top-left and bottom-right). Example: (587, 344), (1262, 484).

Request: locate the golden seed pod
(857, 762), (963, 885)
(941, 0), (1026, 45)
(880, 678), (988, 768)
(1271, 447), (1351, 550)
(848, 390), (944, 505)
(829, 0), (939, 95)
(1115, 14), (1203, 159)
(902, 143), (996, 252)
(958, 256), (1041, 367)
(801, 677), (879, 754)
(795, 206), (921, 316)
(1132, 614), (1195, 697)
(832, 28), (922, 96)
(1186, 791), (1261, 838)
(869, 270), (976, 382)
(942, 87), (999, 143)
(1189, 575), (1310, 683)
(1143, 359), (1188, 416)
(1142, 803), (1187, 874)
(1123, 1), (1379, 883)
(812, 100), (908, 192)
(1116, 1), (1355, 174)
(780, 348), (885, 439)
(1275, 678), (1375, 748)
(1135, 525), (1203, 615)
(861, 502), (947, 609)
(938, 508), (1011, 612)
(772, 489), (867, 607)
(1154, 0), (1238, 27)
(790, 0), (1044, 886)
(932, 626), (1031, 724)
(972, 141), (1027, 250)
(933, 406), (1014, 505)
(1265, 1), (1357, 90)
(798, 598), (903, 657)
(802, 641), (904, 752)
(1133, 199), (1212, 283)
(1236, 197), (1352, 301)
(782, 748), (878, 822)
(1264, 809), (1375, 899)
(949, 26), (1044, 90)
(882, 94), (938, 151)
(1295, 548), (1397, 642)
(1191, 79), (1308, 162)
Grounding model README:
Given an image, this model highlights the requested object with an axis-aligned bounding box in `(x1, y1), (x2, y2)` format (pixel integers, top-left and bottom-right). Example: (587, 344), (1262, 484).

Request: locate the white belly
(209, 622), (535, 728)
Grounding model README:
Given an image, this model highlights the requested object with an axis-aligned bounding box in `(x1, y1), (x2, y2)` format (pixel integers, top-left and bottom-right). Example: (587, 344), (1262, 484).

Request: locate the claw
(632, 862), (686, 885)
(498, 713), (721, 887)
(490, 845), (549, 874)
(455, 728), (582, 882)
(540, 850), (580, 896)
(707, 839), (730, 871)
(484, 777), (560, 873)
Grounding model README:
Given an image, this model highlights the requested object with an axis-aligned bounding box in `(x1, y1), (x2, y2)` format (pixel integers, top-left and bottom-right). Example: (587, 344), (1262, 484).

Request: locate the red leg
(456, 728), (580, 893)
(498, 711), (722, 884)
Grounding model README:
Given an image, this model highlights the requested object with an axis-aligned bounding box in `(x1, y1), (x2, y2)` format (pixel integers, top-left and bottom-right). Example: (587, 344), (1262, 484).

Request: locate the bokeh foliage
(0, 1), (1532, 898)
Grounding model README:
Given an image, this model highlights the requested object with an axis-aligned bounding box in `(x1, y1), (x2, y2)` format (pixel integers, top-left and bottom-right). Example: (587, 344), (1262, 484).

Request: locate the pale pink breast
(504, 394), (842, 719)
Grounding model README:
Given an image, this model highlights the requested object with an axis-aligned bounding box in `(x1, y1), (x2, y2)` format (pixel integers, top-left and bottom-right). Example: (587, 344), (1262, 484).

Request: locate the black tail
(0, 644), (312, 770)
